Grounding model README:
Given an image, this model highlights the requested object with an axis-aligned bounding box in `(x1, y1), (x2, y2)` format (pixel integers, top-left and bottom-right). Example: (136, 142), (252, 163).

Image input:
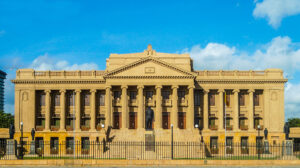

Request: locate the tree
(0, 111), (14, 128)
(287, 118), (300, 127)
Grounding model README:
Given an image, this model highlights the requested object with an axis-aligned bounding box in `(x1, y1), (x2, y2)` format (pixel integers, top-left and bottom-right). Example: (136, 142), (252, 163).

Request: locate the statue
(31, 128), (35, 141)
(284, 123), (290, 140)
(9, 124), (15, 139)
(264, 128), (268, 139)
(145, 106), (154, 130)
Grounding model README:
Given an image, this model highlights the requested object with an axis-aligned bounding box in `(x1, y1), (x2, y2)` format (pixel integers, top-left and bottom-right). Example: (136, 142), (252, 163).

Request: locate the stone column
(59, 89), (66, 131)
(45, 90), (51, 131)
(90, 89), (96, 131)
(137, 85), (144, 129)
(105, 86), (112, 128)
(218, 89), (224, 131)
(155, 85), (162, 129)
(172, 85), (178, 129)
(203, 89), (209, 131)
(121, 85), (128, 129)
(248, 89), (254, 131)
(233, 89), (239, 131)
(75, 89), (81, 131)
(188, 86), (195, 129)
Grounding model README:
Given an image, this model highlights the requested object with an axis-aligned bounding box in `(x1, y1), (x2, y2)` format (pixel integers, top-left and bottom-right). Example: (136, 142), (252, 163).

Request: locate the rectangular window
(194, 90), (201, 106)
(50, 137), (59, 154)
(68, 93), (74, 106)
(54, 94), (60, 106)
(226, 118), (230, 127)
(113, 112), (121, 129)
(241, 137), (249, 154)
(114, 91), (121, 99)
(210, 137), (218, 154)
(162, 91), (170, 100)
(84, 93), (90, 106)
(225, 91), (230, 107)
(130, 91), (137, 100)
(40, 94), (45, 106)
(178, 112), (186, 129)
(162, 112), (170, 129)
(178, 90), (185, 100)
(99, 93), (105, 106)
(239, 92), (245, 106)
(254, 92), (259, 106)
(209, 93), (215, 106)
(226, 137), (233, 147)
(81, 137), (90, 153)
(129, 112), (137, 129)
(146, 91), (153, 99)
(66, 137), (74, 154)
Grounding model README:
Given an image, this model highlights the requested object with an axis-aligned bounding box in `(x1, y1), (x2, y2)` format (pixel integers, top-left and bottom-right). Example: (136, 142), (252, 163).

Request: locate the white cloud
(186, 36), (300, 77)
(253, 0), (300, 28)
(30, 53), (98, 70)
(285, 82), (300, 118)
(183, 36), (300, 119)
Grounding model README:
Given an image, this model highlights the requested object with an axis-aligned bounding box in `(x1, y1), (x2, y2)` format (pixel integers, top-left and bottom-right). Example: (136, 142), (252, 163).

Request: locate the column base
(59, 129), (66, 132)
(44, 129), (50, 132)
(89, 129), (97, 132)
(75, 129), (81, 132)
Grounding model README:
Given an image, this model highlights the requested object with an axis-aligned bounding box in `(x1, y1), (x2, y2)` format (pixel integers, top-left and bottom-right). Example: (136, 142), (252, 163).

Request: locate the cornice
(105, 76), (194, 79)
(11, 79), (106, 84)
(196, 79), (287, 84)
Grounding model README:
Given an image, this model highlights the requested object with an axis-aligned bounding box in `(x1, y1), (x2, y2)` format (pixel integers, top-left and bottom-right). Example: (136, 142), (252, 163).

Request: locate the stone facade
(0, 70), (6, 111)
(12, 45), (287, 145)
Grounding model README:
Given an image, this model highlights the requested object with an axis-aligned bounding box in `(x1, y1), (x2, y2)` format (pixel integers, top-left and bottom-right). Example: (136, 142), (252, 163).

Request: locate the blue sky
(1, 0), (300, 119)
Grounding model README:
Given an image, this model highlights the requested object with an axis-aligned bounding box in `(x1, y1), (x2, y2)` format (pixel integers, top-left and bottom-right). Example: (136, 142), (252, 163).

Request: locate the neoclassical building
(12, 45), (287, 146)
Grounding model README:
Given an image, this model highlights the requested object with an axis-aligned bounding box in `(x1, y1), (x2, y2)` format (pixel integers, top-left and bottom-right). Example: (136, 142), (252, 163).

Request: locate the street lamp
(257, 124), (261, 159)
(171, 124), (174, 160)
(20, 122), (23, 159)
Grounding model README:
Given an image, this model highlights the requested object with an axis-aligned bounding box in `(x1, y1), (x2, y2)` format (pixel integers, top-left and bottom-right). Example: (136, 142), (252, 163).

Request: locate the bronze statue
(31, 128), (35, 141)
(9, 124), (15, 139)
(264, 128), (268, 139)
(284, 123), (290, 140)
(145, 106), (154, 130)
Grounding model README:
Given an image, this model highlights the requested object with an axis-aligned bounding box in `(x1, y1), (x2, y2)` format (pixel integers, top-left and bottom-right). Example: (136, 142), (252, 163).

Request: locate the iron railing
(0, 141), (299, 160)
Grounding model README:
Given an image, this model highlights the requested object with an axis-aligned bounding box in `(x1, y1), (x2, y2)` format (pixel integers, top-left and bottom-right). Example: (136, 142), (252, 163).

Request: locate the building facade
(12, 45), (287, 146)
(0, 70), (6, 111)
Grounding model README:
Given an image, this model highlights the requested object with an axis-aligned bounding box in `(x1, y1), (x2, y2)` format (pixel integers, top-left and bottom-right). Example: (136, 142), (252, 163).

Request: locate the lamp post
(171, 124), (174, 160)
(257, 124), (261, 160)
(20, 122), (23, 159)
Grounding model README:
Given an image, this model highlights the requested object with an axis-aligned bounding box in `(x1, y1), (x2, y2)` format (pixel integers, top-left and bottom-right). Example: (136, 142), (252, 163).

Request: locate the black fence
(1, 141), (300, 160)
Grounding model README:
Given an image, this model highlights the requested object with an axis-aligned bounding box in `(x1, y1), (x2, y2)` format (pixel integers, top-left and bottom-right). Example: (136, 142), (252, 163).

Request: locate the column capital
(137, 85), (144, 89)
(105, 85), (111, 89)
(202, 89), (209, 94)
(59, 89), (66, 93)
(233, 89), (240, 93)
(44, 89), (51, 94)
(90, 89), (97, 93)
(155, 85), (162, 89)
(218, 89), (224, 93)
(172, 85), (179, 89)
(121, 85), (128, 89)
(247, 89), (255, 93)
(75, 89), (81, 93)
(188, 85), (195, 89)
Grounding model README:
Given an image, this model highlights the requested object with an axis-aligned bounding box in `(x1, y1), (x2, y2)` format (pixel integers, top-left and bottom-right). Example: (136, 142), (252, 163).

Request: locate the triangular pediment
(104, 57), (195, 79)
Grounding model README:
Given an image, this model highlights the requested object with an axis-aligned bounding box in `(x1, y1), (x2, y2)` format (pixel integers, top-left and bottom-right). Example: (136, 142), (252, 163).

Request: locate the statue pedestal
(30, 141), (36, 154)
(263, 140), (270, 154)
(282, 140), (293, 156)
(5, 139), (17, 159)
